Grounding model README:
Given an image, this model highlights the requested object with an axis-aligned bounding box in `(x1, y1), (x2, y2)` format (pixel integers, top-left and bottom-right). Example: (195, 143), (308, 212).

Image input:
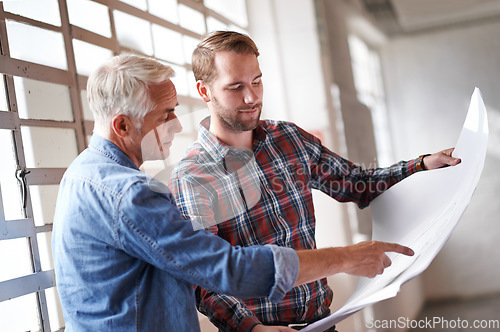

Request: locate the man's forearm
(294, 247), (345, 286)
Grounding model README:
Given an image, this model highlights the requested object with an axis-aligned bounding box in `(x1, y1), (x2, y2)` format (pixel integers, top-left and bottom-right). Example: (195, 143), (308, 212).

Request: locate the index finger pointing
(380, 242), (415, 256)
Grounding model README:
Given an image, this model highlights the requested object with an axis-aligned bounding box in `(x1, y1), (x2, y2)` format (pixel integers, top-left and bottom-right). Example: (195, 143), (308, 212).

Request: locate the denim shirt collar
(89, 134), (139, 171)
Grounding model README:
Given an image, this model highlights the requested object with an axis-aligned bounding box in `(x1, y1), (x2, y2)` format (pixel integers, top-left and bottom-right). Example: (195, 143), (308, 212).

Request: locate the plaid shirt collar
(198, 116), (268, 161)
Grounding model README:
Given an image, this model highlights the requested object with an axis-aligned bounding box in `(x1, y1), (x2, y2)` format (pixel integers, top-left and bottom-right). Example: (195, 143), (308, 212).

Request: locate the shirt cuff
(240, 316), (262, 332)
(266, 244), (299, 303)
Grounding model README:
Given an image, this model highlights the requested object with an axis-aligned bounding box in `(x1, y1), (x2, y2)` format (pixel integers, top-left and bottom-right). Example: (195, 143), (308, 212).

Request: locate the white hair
(87, 53), (175, 136)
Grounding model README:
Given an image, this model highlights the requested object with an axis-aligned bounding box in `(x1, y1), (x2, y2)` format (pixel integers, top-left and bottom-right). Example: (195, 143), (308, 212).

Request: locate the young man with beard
(169, 31), (460, 331)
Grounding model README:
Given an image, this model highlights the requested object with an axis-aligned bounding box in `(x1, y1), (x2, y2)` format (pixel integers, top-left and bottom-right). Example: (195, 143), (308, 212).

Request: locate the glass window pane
(205, 0), (248, 27)
(174, 104), (193, 134)
(207, 16), (228, 32)
(0, 129), (24, 220)
(68, 0), (112, 38)
(3, 0), (61, 26)
(114, 10), (153, 55)
(178, 4), (206, 35)
(14, 77), (73, 122)
(148, 0), (178, 24)
(0, 238), (32, 282)
(81, 90), (94, 121)
(186, 70), (197, 98)
(31, 185), (59, 227)
(170, 64), (188, 96)
(120, 0), (147, 11)
(0, 292), (40, 331)
(73, 40), (114, 76)
(229, 24), (248, 35)
(182, 35), (199, 64)
(6, 21), (67, 70)
(37, 231), (54, 270)
(0, 75), (8, 112)
(152, 24), (184, 65)
(46, 286), (65, 331)
(21, 127), (79, 168)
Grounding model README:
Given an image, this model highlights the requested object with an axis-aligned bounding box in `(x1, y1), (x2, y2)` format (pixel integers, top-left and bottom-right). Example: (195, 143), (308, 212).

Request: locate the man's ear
(196, 80), (211, 102)
(111, 114), (133, 138)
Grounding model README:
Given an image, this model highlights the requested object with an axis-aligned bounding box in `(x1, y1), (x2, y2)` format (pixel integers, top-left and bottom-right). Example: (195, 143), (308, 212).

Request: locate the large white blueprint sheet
(303, 88), (489, 331)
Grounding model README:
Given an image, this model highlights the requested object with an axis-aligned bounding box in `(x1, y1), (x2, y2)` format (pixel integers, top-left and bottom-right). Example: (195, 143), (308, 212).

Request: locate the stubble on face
(211, 96), (262, 132)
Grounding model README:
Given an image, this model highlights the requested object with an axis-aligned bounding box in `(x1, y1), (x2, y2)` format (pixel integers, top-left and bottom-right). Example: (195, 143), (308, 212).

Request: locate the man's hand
(423, 148), (461, 170)
(341, 241), (414, 278)
(294, 241), (414, 286)
(251, 324), (296, 332)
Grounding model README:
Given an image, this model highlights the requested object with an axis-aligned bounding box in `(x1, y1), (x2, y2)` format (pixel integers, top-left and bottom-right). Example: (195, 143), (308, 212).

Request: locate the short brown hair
(192, 31), (259, 84)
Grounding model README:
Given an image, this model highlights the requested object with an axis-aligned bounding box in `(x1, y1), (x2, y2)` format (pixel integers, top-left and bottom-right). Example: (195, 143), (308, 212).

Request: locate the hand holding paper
(423, 148), (461, 170)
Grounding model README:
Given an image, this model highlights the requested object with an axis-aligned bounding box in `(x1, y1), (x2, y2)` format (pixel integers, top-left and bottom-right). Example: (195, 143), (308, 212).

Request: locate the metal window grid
(0, 0), (246, 330)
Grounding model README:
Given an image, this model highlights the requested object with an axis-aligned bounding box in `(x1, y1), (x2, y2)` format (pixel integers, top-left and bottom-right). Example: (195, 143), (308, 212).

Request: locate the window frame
(0, 0), (248, 330)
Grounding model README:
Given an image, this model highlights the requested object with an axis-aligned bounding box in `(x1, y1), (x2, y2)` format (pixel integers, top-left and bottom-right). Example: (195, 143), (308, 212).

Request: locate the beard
(211, 97), (262, 132)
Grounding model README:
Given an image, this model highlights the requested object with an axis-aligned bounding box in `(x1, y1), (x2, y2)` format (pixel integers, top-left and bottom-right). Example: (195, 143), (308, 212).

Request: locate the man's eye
(163, 112), (174, 122)
(229, 86), (242, 91)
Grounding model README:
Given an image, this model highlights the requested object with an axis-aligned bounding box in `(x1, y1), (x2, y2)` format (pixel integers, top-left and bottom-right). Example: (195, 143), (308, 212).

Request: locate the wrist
(415, 154), (431, 171)
(250, 324), (263, 332)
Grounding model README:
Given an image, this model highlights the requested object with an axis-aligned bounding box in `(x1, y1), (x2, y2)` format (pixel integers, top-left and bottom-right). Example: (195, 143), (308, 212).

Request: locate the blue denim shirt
(52, 135), (299, 331)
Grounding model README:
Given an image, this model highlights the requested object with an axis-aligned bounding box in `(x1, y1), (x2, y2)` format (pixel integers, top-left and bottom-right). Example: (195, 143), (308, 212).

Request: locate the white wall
(247, 0), (331, 133)
(380, 20), (500, 300)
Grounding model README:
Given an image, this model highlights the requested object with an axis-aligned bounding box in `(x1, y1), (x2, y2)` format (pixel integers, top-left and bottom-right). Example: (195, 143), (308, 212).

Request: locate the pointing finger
(380, 242), (415, 256)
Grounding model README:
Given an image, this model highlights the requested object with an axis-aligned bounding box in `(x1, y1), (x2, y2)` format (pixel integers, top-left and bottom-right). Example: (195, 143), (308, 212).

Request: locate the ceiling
(360, 0), (500, 35)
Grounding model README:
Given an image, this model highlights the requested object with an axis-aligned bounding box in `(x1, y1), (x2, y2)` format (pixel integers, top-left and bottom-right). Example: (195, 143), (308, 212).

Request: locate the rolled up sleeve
(266, 244), (299, 303)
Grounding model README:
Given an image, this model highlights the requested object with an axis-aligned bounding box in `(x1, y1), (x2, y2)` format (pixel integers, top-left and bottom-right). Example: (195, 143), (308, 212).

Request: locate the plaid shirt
(169, 117), (419, 332)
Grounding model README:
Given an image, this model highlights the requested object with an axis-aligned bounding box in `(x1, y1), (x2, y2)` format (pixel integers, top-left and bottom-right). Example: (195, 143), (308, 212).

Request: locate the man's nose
(168, 116), (183, 134)
(244, 87), (260, 105)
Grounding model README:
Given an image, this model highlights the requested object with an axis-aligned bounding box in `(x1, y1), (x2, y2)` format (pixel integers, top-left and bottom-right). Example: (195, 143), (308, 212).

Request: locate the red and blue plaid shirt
(169, 117), (419, 331)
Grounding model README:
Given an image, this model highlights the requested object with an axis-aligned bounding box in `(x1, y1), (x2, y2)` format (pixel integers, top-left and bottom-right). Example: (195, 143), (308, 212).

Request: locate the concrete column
(322, 0), (378, 236)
